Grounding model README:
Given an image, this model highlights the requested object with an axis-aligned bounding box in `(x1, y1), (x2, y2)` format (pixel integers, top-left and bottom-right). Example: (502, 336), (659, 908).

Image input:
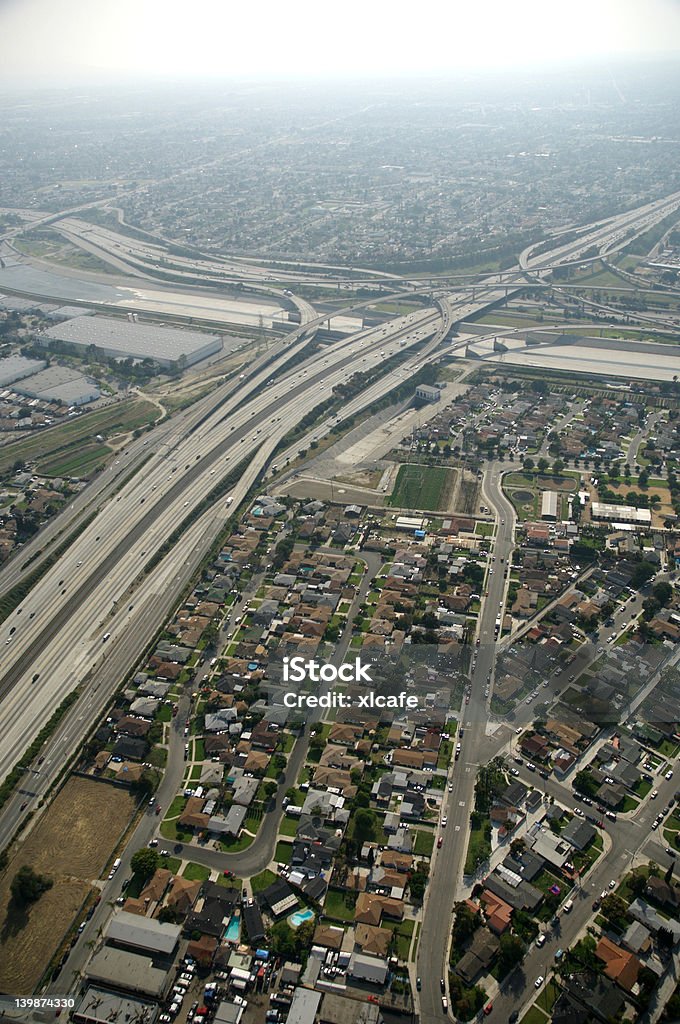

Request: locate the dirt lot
(0, 776), (136, 993)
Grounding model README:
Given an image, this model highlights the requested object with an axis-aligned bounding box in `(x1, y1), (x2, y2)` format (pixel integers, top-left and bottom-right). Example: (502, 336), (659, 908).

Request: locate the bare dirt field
(0, 776), (136, 993)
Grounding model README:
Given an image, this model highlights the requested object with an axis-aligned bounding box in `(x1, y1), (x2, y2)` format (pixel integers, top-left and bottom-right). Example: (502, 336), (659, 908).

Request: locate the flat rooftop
(44, 315), (221, 362)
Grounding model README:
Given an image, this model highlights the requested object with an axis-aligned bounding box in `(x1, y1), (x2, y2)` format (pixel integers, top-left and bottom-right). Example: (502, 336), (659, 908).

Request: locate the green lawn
(414, 830), (435, 857)
(182, 862), (211, 882)
(250, 869), (277, 894)
(621, 794), (639, 813)
(464, 820), (491, 874)
(219, 832), (254, 853)
(164, 795), (187, 820)
(520, 1007), (549, 1024)
(475, 521), (494, 537)
(387, 463), (456, 512)
(275, 840), (294, 864)
(216, 872), (242, 889)
(158, 855), (181, 874)
(279, 816), (300, 837)
(323, 889), (357, 922)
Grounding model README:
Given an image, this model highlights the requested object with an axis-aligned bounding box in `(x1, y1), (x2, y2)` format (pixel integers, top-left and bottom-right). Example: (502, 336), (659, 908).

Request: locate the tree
(523, 457), (535, 471)
(653, 581), (673, 607)
(552, 459), (565, 475)
(11, 865), (53, 906)
(130, 847), (159, 881)
(498, 933), (525, 975)
(354, 809), (377, 844)
(452, 902), (481, 948)
(537, 457), (549, 474)
(631, 560), (655, 589)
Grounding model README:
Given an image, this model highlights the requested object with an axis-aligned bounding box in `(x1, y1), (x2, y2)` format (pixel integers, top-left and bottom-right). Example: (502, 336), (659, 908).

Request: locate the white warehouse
(42, 315), (222, 368)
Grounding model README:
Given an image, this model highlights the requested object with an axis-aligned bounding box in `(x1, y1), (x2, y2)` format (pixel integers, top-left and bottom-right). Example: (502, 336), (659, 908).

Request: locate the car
(20, 801), (28, 810)
(441, 998), (448, 1013)
(555, 948), (564, 961)
(574, 807), (584, 817)
(440, 978), (446, 993)
(437, 836), (443, 849)
(651, 790), (658, 799)
(666, 847), (675, 856)
(592, 898), (601, 910)
(535, 933), (546, 947)
(652, 821), (659, 830)
(441, 816), (447, 827)
(535, 976), (544, 989)
(483, 1003), (493, 1017)
(514, 756), (523, 765)
(608, 880), (616, 889)
(511, 767), (520, 777)
(600, 890), (608, 900)
(527, 763), (536, 772)
(448, 782), (453, 792)
(666, 770), (674, 780)
(515, 727), (522, 735)
(416, 978), (422, 991)
(509, 1013), (519, 1024)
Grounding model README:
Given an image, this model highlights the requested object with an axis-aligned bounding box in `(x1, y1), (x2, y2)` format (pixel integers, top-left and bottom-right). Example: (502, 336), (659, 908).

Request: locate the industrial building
(287, 987), (322, 1024)
(73, 986), (159, 1024)
(84, 947), (172, 999)
(0, 354), (46, 388)
(105, 910), (181, 956)
(42, 315), (222, 368)
(591, 502), (652, 527)
(12, 364), (100, 405)
(415, 383), (441, 403)
(541, 491), (559, 521)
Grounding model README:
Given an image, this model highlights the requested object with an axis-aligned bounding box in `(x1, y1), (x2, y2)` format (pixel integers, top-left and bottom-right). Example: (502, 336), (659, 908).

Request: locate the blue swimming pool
(225, 914), (241, 942)
(288, 908), (314, 928)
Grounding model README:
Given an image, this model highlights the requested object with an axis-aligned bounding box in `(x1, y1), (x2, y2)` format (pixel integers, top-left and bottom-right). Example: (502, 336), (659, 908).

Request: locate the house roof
(595, 937), (640, 992)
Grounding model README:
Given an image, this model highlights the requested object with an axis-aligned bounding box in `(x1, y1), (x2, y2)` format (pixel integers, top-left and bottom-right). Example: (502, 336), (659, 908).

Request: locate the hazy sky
(1, 0), (679, 84)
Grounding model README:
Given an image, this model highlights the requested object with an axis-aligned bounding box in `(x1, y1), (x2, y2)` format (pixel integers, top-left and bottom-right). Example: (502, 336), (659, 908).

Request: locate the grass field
(36, 442), (112, 479)
(0, 398), (160, 474)
(387, 464), (456, 511)
(0, 777), (136, 992)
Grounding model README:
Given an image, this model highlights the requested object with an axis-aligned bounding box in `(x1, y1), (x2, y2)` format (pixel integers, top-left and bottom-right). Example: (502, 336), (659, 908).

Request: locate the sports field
(387, 464), (455, 511)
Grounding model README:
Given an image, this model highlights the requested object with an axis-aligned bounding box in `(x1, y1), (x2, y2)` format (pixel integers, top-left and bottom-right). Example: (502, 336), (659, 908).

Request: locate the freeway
(0, 303), (444, 790)
(1, 190), (674, 799)
(1, 188), (679, 1016)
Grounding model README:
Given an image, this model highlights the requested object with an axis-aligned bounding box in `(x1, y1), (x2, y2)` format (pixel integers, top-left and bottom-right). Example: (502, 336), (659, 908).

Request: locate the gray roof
(105, 910), (181, 955)
(287, 988), (322, 1024)
(0, 354), (46, 387)
(85, 947), (169, 997)
(561, 818), (596, 851)
(73, 986), (159, 1024)
(44, 315), (220, 363)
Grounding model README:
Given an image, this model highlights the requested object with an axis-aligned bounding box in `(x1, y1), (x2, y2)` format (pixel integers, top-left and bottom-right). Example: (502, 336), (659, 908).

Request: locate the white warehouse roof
(105, 909), (181, 955)
(591, 502), (651, 525)
(43, 315), (221, 367)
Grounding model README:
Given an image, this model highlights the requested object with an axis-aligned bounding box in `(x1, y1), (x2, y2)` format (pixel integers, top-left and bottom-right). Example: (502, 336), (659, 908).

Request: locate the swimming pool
(288, 908), (314, 928)
(225, 914), (241, 942)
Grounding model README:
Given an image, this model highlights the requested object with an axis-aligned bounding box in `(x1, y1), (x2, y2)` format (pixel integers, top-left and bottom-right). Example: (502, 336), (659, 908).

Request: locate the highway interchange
(1, 189), (680, 1017)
